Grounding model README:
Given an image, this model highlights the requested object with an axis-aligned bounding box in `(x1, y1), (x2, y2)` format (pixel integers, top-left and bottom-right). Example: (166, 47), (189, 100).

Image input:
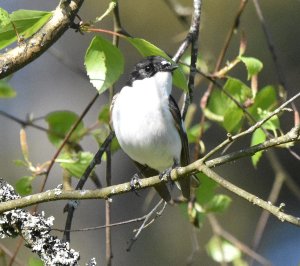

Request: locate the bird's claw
(130, 174), (142, 196)
(159, 167), (173, 182)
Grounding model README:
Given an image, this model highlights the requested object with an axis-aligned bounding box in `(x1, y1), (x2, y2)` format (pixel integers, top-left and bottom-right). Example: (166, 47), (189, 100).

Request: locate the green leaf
(196, 173), (218, 204)
(45, 111), (85, 147)
(0, 8), (10, 27)
(207, 236), (241, 263)
(251, 128), (266, 167)
(28, 256), (44, 266)
(126, 37), (188, 91)
(0, 10), (52, 50)
(205, 89), (226, 120)
(206, 194), (232, 213)
(13, 159), (28, 167)
(57, 151), (94, 178)
(223, 106), (243, 133)
(98, 104), (110, 124)
(249, 85), (277, 118)
(224, 77), (252, 104)
(15, 176), (34, 196)
(206, 77), (251, 126)
(85, 36), (124, 93)
(239, 56), (263, 80)
(0, 80), (16, 98)
(248, 86), (279, 133)
(186, 123), (210, 143)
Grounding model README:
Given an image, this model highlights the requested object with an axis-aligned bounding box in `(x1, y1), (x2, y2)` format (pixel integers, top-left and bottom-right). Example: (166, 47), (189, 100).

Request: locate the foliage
(0, 8), (52, 50)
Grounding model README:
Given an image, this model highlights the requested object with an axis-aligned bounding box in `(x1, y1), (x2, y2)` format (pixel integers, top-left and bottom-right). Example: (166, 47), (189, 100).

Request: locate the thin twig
(249, 151), (291, 265)
(164, 0), (192, 26)
(53, 216), (147, 233)
(202, 92), (300, 162)
(126, 199), (166, 251)
(0, 243), (24, 266)
(63, 131), (115, 242)
(41, 92), (100, 194)
(252, 0), (286, 88)
(177, 0), (202, 120)
(105, 148), (112, 266)
(195, 0), (249, 159)
(208, 215), (272, 266)
(8, 93), (99, 264)
(252, 0), (300, 160)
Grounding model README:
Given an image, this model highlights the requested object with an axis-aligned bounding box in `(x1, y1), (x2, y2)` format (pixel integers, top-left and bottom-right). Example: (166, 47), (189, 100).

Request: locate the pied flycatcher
(111, 56), (197, 202)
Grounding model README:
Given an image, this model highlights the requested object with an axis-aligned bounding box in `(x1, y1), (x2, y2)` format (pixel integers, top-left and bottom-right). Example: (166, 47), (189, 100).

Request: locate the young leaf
(85, 36), (124, 93)
(57, 151), (94, 178)
(0, 80), (16, 98)
(98, 104), (110, 124)
(205, 89), (226, 121)
(196, 173), (218, 204)
(206, 236), (241, 263)
(45, 111), (85, 147)
(206, 77), (251, 126)
(251, 128), (266, 167)
(126, 37), (188, 91)
(224, 77), (252, 104)
(239, 56), (263, 80)
(15, 176), (34, 196)
(223, 106), (243, 133)
(187, 123), (208, 143)
(249, 85), (277, 118)
(206, 194), (232, 213)
(0, 10), (52, 50)
(0, 8), (10, 27)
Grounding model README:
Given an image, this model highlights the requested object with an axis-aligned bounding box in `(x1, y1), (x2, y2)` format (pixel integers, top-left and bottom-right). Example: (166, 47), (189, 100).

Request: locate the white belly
(112, 80), (181, 172)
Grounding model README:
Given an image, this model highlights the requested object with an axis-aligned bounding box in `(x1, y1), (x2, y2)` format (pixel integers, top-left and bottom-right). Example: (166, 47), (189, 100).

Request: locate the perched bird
(111, 56), (197, 202)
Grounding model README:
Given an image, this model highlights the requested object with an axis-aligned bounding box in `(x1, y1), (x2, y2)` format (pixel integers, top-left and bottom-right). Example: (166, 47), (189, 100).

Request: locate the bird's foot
(130, 173), (142, 196)
(159, 167), (174, 182)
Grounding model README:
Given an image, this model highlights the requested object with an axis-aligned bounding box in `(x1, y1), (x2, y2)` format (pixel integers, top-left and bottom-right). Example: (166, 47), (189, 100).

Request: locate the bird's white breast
(112, 72), (181, 172)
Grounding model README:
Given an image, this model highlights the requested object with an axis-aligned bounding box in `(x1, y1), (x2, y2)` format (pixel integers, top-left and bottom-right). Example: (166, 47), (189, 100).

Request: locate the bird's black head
(126, 56), (177, 86)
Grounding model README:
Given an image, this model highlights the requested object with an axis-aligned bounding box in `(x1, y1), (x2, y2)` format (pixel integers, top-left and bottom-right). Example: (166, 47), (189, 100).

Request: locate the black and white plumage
(111, 56), (197, 202)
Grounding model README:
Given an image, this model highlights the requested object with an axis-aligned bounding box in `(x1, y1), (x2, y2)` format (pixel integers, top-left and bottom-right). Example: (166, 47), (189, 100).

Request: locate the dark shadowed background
(1, 1), (300, 265)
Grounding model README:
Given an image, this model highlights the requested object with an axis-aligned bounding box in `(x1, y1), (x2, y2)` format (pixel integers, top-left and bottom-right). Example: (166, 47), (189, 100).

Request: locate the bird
(110, 55), (197, 202)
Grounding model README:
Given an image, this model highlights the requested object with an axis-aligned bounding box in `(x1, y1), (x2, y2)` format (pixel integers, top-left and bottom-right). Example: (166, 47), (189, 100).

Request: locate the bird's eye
(145, 65), (152, 72)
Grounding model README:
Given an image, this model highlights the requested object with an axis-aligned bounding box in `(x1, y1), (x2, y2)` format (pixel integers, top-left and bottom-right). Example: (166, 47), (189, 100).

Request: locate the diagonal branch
(0, 0), (84, 79)
(1, 125), (300, 227)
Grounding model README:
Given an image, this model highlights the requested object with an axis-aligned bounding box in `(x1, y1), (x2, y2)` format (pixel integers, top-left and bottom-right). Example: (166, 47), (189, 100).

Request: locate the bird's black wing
(134, 161), (172, 203)
(168, 95), (192, 199)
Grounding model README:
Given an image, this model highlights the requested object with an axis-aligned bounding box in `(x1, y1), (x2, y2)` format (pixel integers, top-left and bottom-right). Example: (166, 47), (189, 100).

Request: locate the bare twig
(252, 0), (286, 89)
(250, 151), (285, 257)
(208, 215), (272, 266)
(41, 92), (100, 194)
(105, 148), (112, 266)
(126, 199), (166, 251)
(169, 0), (202, 121)
(195, 0), (249, 159)
(63, 131), (115, 242)
(164, 0), (193, 26)
(202, 92), (300, 161)
(0, 243), (24, 266)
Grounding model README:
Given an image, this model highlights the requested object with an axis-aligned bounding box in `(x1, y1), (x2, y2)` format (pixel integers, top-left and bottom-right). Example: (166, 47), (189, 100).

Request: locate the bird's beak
(170, 64), (178, 72)
(164, 63), (178, 72)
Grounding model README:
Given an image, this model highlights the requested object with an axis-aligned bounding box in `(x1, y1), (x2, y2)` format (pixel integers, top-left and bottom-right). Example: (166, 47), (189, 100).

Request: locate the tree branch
(1, 125), (300, 226)
(0, 0), (84, 79)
